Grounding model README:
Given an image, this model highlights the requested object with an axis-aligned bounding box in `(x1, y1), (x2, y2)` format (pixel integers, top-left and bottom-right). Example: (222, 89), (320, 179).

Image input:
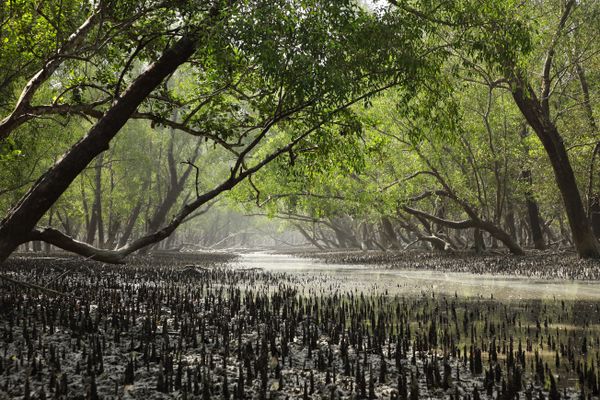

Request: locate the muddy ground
(0, 251), (599, 399)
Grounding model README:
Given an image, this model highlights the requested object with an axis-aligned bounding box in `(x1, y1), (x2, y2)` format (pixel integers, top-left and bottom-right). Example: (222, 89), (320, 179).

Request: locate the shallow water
(236, 252), (600, 300)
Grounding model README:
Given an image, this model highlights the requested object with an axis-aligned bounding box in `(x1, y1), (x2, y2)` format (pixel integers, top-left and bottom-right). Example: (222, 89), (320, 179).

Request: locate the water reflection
(236, 252), (600, 300)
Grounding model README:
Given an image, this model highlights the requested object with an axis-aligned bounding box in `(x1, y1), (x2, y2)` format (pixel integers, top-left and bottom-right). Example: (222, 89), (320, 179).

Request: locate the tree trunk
(330, 217), (360, 248)
(105, 221), (121, 250)
(294, 223), (325, 250)
(86, 154), (104, 245)
(380, 216), (400, 249)
(525, 196), (545, 250)
(504, 203), (517, 243)
(402, 205), (522, 254)
(44, 208), (54, 253)
(117, 180), (150, 248)
(589, 192), (600, 238)
(479, 220), (523, 255)
(140, 138), (200, 254)
(80, 177), (90, 237)
(575, 61), (600, 238)
(520, 170), (546, 250)
(32, 240), (42, 252)
(0, 35), (199, 263)
(512, 82), (600, 257)
(558, 216), (573, 246)
(474, 228), (484, 254)
(332, 226), (348, 248)
(542, 219), (559, 244)
(152, 135), (200, 225)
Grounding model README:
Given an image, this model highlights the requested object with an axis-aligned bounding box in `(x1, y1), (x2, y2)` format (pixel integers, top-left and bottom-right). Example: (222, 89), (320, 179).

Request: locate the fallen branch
(0, 273), (68, 297)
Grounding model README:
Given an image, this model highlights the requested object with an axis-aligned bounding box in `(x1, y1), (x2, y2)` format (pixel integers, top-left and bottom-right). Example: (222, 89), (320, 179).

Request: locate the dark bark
(404, 152), (523, 253)
(520, 170), (546, 250)
(511, 81), (598, 256)
(0, 34), (199, 263)
(380, 216), (400, 249)
(330, 217), (360, 248)
(396, 215), (453, 251)
(140, 138), (201, 254)
(575, 61), (600, 238)
(402, 205), (523, 254)
(518, 125), (546, 250)
(332, 227), (348, 248)
(558, 216), (573, 246)
(28, 228), (127, 263)
(86, 154), (104, 245)
(474, 228), (485, 254)
(589, 194), (600, 238)
(526, 197), (545, 250)
(542, 218), (559, 244)
(479, 220), (523, 255)
(415, 235), (450, 251)
(148, 139), (201, 233)
(32, 241), (42, 252)
(294, 223), (325, 250)
(56, 210), (74, 237)
(506, 1), (598, 257)
(104, 159), (118, 249)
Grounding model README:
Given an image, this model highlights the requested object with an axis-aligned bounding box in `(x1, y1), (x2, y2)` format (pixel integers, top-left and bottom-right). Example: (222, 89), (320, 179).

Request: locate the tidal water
(235, 252), (600, 300)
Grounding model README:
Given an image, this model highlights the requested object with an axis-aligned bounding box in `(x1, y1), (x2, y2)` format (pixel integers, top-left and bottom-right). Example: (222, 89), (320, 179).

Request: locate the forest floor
(0, 251), (599, 399)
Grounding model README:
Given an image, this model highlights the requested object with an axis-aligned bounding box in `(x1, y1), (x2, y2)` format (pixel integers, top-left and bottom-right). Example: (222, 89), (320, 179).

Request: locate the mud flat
(0, 252), (599, 399)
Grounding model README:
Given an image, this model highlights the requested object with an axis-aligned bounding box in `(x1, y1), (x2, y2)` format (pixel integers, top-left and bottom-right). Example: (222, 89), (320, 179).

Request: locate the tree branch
(0, 6), (103, 140)
(541, 0), (576, 114)
(402, 206), (476, 230)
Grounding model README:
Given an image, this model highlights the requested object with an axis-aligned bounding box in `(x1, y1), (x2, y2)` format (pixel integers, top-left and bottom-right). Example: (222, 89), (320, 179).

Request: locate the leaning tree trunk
(294, 223), (325, 250)
(140, 139), (200, 254)
(479, 220), (523, 255)
(576, 61), (600, 238)
(0, 35), (199, 263)
(512, 83), (600, 258)
(403, 200), (523, 254)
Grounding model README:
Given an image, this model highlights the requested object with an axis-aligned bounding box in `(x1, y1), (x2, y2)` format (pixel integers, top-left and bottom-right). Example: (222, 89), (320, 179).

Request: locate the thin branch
(541, 0), (576, 114)
(0, 273), (68, 297)
(0, 6), (103, 140)
(180, 160), (201, 198)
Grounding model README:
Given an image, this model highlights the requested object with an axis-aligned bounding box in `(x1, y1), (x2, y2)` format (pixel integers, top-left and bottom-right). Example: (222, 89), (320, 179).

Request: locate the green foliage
(1, 0), (599, 252)
(0, 137), (21, 161)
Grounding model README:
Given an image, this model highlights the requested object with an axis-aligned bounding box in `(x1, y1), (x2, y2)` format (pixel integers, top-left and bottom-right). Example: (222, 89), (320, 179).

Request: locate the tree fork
(402, 206), (524, 255)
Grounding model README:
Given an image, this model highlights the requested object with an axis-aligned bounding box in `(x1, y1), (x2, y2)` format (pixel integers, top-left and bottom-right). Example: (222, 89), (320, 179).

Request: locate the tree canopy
(1, 0), (600, 260)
